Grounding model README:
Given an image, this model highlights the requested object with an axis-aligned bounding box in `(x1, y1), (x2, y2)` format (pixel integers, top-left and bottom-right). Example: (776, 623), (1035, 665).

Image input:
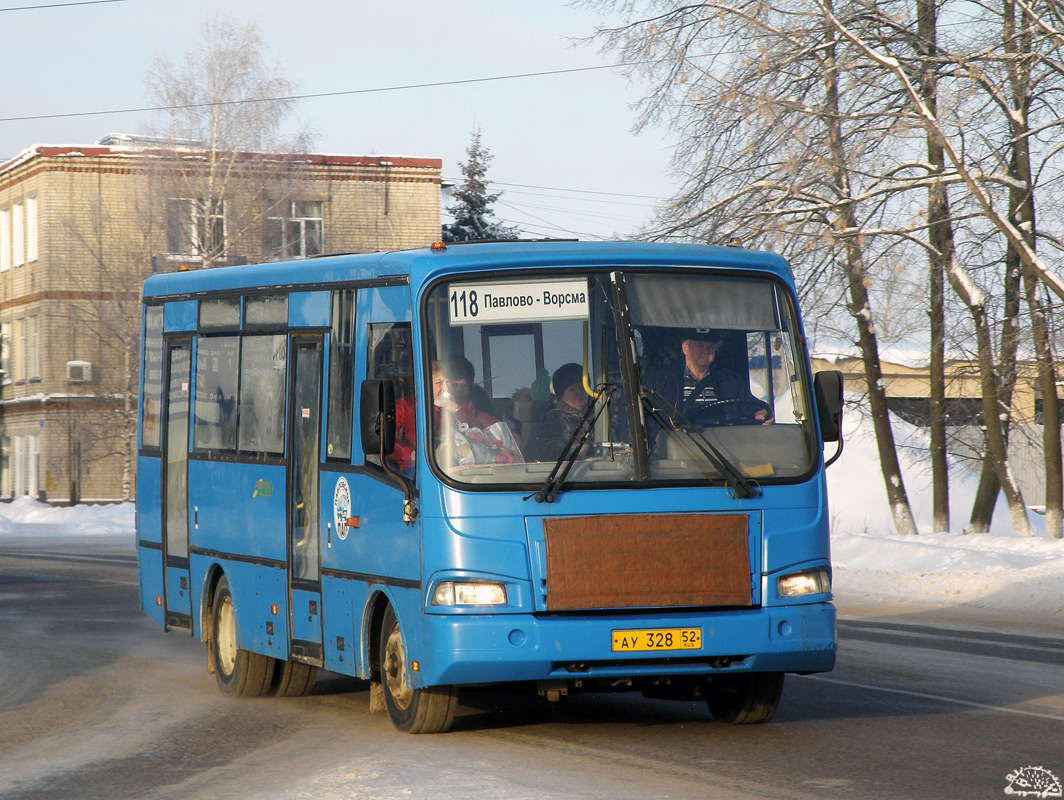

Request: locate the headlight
(778, 569), (831, 597)
(431, 581), (507, 606)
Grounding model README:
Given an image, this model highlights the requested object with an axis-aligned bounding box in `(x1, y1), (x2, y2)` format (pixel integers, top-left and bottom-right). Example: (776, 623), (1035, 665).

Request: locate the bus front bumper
(414, 601), (836, 688)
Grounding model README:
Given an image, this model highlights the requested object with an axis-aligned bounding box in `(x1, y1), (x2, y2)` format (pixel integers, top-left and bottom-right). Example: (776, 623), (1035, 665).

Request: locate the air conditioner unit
(67, 361), (92, 383)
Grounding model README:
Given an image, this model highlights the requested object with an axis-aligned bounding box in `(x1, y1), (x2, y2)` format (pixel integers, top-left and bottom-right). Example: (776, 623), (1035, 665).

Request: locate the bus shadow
(308, 672), (371, 696)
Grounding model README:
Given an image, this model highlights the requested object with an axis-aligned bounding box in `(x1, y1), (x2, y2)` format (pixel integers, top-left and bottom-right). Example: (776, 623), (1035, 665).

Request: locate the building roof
(1, 135), (442, 175)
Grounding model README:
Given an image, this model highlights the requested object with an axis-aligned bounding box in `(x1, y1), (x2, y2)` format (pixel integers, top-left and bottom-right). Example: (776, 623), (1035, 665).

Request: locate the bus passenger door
(288, 335), (324, 665)
(162, 339), (192, 632)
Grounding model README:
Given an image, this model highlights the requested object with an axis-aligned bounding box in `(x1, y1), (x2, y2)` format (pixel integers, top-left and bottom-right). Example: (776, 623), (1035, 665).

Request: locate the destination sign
(447, 277), (590, 326)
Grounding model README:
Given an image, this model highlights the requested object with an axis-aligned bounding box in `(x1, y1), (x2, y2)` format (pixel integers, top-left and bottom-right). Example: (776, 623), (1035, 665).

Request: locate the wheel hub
(216, 596), (237, 676)
(383, 624), (414, 710)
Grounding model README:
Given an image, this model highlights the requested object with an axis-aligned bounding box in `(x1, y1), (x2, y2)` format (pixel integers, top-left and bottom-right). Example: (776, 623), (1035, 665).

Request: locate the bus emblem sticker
(334, 477), (351, 540)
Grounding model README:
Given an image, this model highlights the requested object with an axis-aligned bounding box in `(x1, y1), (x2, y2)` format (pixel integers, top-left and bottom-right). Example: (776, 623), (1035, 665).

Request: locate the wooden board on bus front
(542, 513), (752, 611)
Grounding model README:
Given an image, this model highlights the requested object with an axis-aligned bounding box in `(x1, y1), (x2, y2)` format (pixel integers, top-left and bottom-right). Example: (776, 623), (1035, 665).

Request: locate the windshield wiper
(641, 386), (760, 499)
(529, 383), (616, 504)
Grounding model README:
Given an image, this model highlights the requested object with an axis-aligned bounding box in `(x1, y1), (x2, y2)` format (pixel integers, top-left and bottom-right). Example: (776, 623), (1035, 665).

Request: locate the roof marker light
(430, 241), (447, 252)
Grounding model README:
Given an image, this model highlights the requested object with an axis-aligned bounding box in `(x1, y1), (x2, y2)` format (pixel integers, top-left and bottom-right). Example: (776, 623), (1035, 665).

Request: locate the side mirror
(360, 379), (396, 455)
(813, 370), (843, 443)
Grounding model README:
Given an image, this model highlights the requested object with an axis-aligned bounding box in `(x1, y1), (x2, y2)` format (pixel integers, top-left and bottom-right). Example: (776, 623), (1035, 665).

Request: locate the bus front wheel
(706, 672), (784, 724)
(379, 606), (457, 733)
(210, 576), (273, 698)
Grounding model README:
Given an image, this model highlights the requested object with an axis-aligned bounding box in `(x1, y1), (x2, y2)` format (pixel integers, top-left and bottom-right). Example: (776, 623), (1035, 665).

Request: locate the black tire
(271, 660), (318, 697)
(379, 605), (457, 733)
(707, 672), (784, 724)
(210, 576), (273, 698)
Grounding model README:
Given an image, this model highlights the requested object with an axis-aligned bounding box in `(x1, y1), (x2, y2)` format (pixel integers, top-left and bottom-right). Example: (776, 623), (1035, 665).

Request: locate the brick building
(0, 135), (442, 502)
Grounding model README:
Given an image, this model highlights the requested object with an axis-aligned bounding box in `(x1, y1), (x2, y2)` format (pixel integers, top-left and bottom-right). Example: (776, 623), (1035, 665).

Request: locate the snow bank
(826, 399), (1063, 619)
(0, 496), (134, 535)
(832, 528), (1064, 617)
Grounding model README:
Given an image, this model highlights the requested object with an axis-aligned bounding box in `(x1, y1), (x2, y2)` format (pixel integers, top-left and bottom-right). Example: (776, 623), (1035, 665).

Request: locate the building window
(1035, 395), (1064, 425)
(9, 317), (38, 381)
(26, 316), (38, 380)
(12, 202), (24, 267)
(26, 197), (37, 263)
(0, 321), (9, 384)
(166, 198), (226, 258)
(13, 318), (24, 382)
(12, 433), (39, 498)
(886, 396), (983, 428)
(265, 200), (323, 260)
(0, 207), (9, 272)
(0, 436), (10, 497)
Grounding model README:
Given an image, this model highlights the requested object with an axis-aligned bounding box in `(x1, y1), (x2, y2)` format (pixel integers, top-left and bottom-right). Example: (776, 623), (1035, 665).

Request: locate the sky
(0, 0), (678, 241)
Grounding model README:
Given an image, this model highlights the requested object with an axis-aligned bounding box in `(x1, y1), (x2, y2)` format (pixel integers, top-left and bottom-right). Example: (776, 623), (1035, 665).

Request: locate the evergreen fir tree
(442, 129), (520, 242)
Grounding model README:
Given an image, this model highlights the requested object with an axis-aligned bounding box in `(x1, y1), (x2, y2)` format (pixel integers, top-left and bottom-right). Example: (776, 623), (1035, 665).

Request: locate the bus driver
(643, 328), (771, 426)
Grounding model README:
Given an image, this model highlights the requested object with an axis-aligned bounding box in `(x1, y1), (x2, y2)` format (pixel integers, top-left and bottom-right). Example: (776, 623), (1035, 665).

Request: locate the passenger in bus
(528, 362), (592, 462)
(643, 328), (771, 428)
(436, 356), (523, 466)
(392, 361), (445, 475)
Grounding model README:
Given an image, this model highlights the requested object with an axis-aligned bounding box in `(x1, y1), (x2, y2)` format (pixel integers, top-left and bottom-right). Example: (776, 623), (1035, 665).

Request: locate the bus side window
(326, 290), (356, 461)
(141, 306), (164, 450)
(193, 335), (239, 453)
(366, 322), (414, 476)
(237, 334), (287, 456)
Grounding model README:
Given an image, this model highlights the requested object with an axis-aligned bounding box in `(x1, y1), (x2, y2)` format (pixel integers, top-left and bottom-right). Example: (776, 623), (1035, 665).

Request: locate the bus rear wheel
(271, 660), (318, 697)
(706, 672), (784, 724)
(379, 606), (457, 733)
(210, 576), (273, 698)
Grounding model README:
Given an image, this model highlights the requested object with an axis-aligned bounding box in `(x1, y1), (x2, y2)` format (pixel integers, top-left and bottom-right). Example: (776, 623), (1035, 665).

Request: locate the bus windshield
(425, 269), (816, 489)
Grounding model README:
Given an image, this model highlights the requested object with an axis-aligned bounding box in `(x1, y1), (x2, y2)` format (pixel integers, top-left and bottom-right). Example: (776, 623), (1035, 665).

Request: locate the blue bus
(136, 240), (843, 733)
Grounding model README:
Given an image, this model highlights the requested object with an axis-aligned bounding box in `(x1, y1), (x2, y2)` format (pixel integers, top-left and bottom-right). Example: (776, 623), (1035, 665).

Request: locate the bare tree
(48, 15), (314, 502)
(822, 0), (1064, 536)
(585, 0), (921, 534)
(587, 0), (1064, 537)
(144, 14), (314, 268)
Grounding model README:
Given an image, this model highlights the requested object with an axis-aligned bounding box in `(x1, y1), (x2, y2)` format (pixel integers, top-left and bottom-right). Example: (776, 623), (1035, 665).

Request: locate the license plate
(611, 628), (702, 652)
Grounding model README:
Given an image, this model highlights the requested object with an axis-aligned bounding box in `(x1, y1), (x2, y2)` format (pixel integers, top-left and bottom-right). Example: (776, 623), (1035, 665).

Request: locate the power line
(491, 180), (668, 202)
(500, 188), (662, 208)
(503, 200), (648, 226)
(0, 0), (127, 11)
(495, 199), (621, 241)
(0, 62), (637, 124)
(444, 176), (665, 205)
